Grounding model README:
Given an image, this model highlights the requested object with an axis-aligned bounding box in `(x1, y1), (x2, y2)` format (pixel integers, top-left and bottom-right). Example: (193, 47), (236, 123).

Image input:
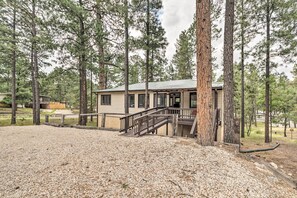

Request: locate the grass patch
(0, 108), (97, 127)
(242, 122), (297, 147)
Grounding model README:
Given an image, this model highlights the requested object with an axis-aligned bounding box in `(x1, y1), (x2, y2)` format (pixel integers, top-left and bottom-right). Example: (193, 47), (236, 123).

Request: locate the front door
(169, 92), (181, 108)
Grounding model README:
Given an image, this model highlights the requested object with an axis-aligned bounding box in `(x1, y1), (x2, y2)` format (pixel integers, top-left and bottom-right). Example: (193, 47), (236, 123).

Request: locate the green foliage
(2, 96), (11, 105)
(172, 30), (194, 79)
(171, 2), (223, 81)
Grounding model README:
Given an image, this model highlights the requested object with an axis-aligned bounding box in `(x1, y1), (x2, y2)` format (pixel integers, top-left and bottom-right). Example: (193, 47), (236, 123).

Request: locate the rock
(288, 173), (293, 176)
(270, 162), (278, 169)
(254, 162), (265, 169)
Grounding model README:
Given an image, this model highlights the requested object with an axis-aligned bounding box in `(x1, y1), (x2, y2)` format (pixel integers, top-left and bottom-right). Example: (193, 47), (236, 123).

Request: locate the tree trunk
(78, 0), (87, 126)
(11, 1), (17, 125)
(254, 102), (257, 127)
(31, 0), (40, 125)
(150, 50), (154, 82)
(30, 44), (36, 124)
(284, 116), (287, 137)
(90, 71), (93, 122)
(265, 0), (271, 143)
(223, 0), (235, 143)
(96, 0), (106, 90)
(124, 0), (129, 116)
(240, 0), (245, 138)
(145, 0), (150, 110)
(196, 0), (213, 146)
(33, 40), (40, 125)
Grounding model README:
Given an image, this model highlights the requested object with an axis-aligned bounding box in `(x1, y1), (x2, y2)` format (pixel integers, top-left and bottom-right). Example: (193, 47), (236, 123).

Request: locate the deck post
(147, 115), (149, 134)
(166, 117), (168, 136)
(101, 113), (106, 128)
(152, 116), (155, 134)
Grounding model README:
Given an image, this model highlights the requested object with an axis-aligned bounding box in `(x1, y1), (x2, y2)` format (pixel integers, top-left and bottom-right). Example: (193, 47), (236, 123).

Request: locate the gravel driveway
(0, 126), (296, 198)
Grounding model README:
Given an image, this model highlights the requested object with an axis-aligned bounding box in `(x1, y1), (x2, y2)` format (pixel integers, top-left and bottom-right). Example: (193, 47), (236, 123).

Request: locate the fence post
(61, 115), (65, 127)
(45, 115), (49, 123)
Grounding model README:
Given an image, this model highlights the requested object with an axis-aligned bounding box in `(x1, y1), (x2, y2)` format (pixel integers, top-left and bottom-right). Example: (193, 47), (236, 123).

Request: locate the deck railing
(120, 107), (160, 132)
(167, 108), (196, 120)
(120, 107), (197, 133)
(132, 108), (169, 135)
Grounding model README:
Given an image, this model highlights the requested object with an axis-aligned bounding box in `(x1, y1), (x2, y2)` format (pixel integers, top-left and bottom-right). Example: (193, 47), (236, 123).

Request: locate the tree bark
(96, 0), (106, 90)
(145, 0), (150, 110)
(11, 1), (17, 125)
(78, 0), (87, 126)
(265, 0), (271, 143)
(284, 116), (287, 137)
(223, 0), (235, 143)
(240, 0), (245, 138)
(124, 0), (129, 116)
(30, 44), (36, 124)
(31, 0), (40, 125)
(90, 71), (93, 122)
(196, 0), (213, 146)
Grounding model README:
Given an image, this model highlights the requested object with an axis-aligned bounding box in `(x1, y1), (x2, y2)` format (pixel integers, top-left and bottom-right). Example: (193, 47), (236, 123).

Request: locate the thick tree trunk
(145, 0), (150, 110)
(223, 0), (235, 143)
(124, 0), (129, 116)
(240, 0), (245, 138)
(265, 0), (271, 143)
(78, 0), (87, 126)
(11, 2), (17, 125)
(196, 0), (213, 146)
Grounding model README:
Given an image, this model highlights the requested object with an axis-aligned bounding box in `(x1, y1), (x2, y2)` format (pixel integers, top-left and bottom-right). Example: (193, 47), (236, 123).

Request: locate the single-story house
(26, 96), (66, 109)
(94, 79), (224, 142)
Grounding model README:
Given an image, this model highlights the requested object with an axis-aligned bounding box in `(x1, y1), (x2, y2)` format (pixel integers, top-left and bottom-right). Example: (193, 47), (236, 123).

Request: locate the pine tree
(172, 30), (195, 79)
(223, 0), (235, 143)
(196, 0), (213, 146)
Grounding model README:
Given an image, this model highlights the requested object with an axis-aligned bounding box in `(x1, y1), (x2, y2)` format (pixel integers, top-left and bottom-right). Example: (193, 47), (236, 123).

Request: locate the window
(138, 94), (149, 108)
(190, 92), (197, 108)
(154, 93), (167, 107)
(128, 94), (135, 108)
(101, 95), (111, 105)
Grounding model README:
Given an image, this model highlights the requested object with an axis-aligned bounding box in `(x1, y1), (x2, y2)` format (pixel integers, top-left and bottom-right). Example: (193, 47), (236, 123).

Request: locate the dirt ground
(237, 131), (297, 183)
(249, 143), (297, 182)
(0, 126), (296, 197)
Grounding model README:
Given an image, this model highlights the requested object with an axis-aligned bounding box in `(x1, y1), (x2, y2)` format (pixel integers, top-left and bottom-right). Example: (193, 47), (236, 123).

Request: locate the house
(26, 96), (66, 109)
(94, 79), (224, 142)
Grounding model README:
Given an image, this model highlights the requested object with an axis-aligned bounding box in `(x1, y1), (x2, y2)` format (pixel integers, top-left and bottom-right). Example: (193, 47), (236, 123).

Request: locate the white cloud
(160, 1), (294, 79)
(160, 0), (196, 61)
